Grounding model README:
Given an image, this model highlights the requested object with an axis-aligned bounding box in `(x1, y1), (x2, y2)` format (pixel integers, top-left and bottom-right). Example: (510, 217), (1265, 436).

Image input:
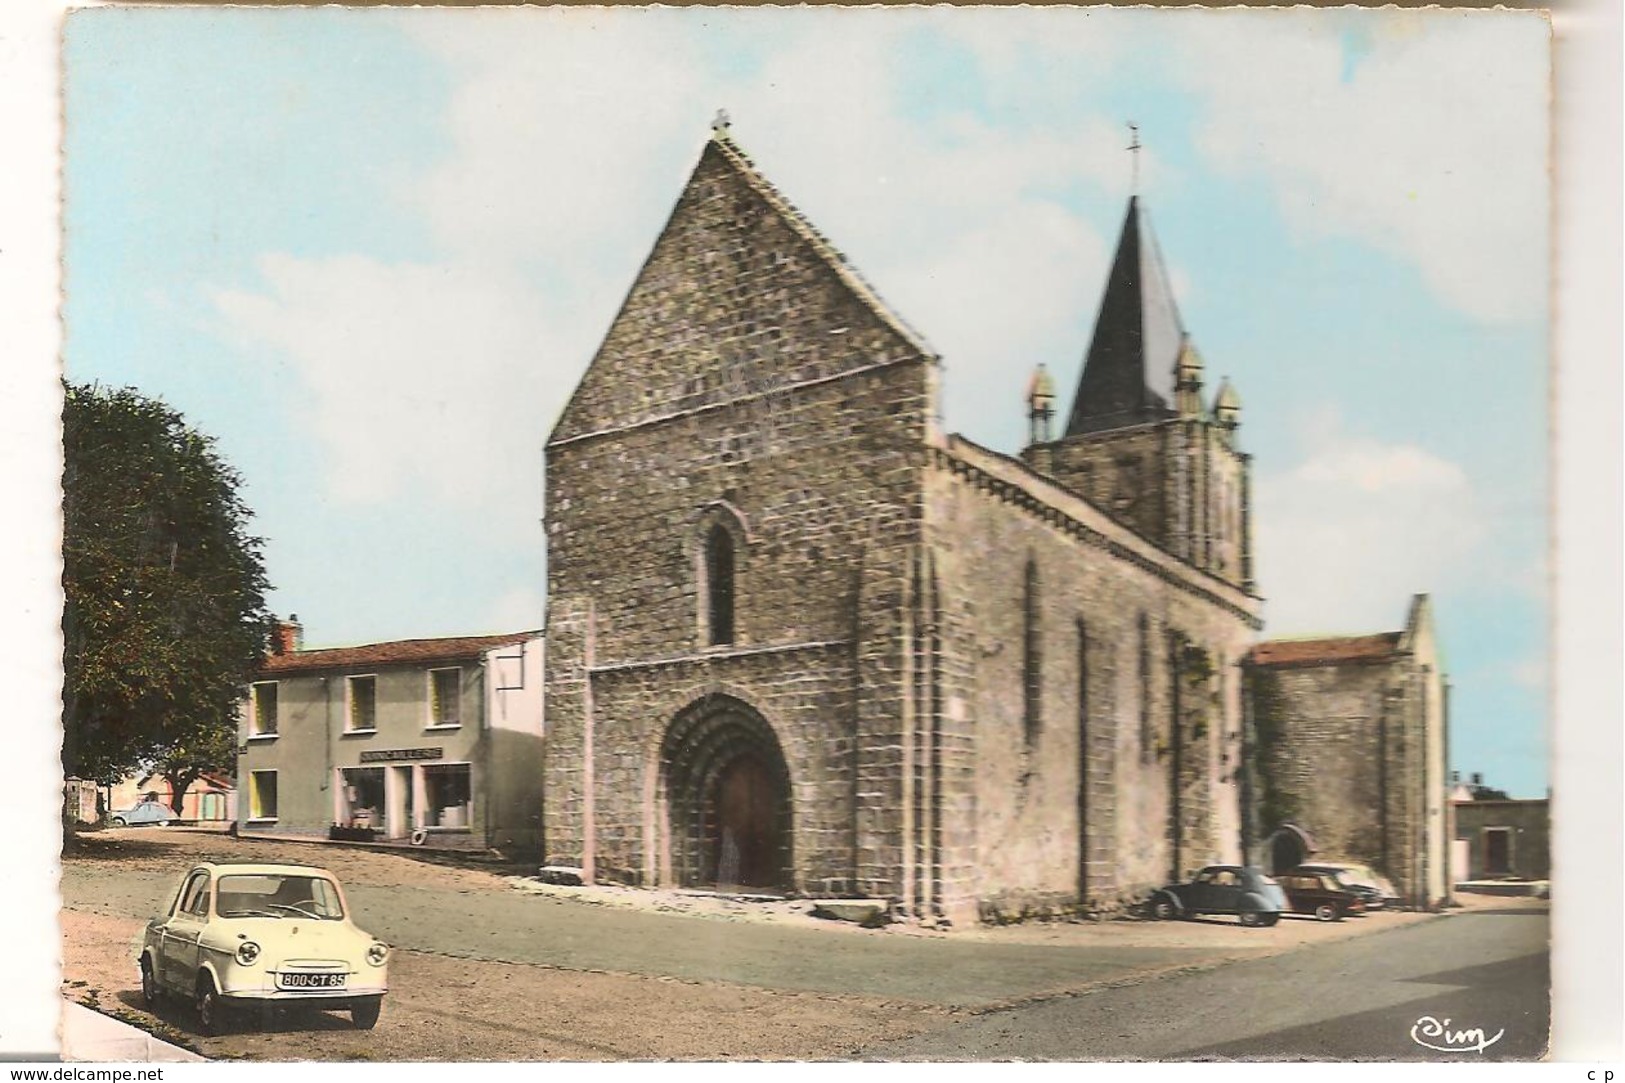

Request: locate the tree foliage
(62, 383), (273, 791)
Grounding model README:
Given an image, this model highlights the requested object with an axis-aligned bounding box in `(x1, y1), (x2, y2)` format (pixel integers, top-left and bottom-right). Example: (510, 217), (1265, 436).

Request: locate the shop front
(335, 751), (475, 842)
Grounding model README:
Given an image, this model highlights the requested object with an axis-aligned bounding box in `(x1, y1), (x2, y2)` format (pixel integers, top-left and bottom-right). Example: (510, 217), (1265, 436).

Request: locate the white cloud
(210, 9), (1141, 509)
(210, 253), (587, 532)
(1172, 11), (1548, 324)
(1255, 413), (1488, 633)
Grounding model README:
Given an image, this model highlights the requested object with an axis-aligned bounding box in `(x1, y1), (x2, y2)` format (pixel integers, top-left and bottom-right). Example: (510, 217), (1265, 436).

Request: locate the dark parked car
(1148, 865), (1288, 926)
(109, 798), (172, 827)
(1292, 862), (1397, 909)
(1285, 864), (1387, 911)
(1276, 870), (1367, 921)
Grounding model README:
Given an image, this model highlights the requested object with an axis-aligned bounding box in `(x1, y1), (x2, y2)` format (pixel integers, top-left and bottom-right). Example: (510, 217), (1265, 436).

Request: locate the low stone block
(810, 899), (889, 925)
(536, 865), (586, 886)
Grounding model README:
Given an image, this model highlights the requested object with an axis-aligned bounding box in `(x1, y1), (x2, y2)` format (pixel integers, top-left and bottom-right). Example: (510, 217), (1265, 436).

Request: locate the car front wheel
(195, 978), (228, 1036)
(110, 818), (126, 827)
(1314, 903), (1340, 922)
(351, 997), (382, 1030)
(1150, 895), (1179, 921)
(140, 959), (159, 1008)
(1239, 910), (1265, 927)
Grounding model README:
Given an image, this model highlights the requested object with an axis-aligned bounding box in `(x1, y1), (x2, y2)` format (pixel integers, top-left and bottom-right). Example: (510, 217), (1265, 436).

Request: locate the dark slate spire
(1063, 197), (1186, 436)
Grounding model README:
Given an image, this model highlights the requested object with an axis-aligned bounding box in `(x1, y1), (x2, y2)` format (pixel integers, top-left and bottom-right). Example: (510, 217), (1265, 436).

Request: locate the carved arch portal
(658, 694), (792, 891)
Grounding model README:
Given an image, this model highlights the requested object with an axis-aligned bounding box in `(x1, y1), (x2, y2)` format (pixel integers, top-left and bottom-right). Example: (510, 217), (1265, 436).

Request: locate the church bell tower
(1020, 183), (1255, 592)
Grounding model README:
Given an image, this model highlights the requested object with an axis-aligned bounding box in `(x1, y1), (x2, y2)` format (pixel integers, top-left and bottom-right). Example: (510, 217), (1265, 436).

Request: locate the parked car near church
(1292, 862), (1400, 907)
(1275, 870), (1368, 920)
(139, 862), (389, 1035)
(1285, 863), (1388, 911)
(1147, 865), (1288, 926)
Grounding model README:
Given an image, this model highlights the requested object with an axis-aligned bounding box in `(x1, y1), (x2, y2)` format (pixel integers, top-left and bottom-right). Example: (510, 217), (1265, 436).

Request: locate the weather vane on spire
(1127, 121), (1142, 195)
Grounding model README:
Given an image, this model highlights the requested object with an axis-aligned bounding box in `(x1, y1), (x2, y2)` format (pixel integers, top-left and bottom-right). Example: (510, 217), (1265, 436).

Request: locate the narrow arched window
(1138, 612), (1152, 761)
(706, 524), (736, 646)
(1023, 560), (1043, 747)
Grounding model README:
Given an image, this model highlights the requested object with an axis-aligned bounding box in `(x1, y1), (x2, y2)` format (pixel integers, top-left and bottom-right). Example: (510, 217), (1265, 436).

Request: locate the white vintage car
(139, 861), (389, 1034)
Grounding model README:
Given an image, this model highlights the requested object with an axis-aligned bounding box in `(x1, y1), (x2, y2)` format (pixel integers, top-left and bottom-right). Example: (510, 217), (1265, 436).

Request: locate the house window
(423, 763), (473, 830)
(347, 675), (378, 732)
(250, 682), (278, 737)
(706, 524), (736, 646)
(1023, 560), (1043, 747)
(248, 770), (278, 820)
(428, 667), (461, 728)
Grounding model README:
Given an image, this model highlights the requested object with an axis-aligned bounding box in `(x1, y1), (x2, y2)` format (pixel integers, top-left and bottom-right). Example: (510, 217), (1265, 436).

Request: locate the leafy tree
(62, 382), (273, 808)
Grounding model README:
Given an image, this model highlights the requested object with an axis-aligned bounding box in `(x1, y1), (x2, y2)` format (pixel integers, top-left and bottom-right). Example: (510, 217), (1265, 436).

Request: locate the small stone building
(1243, 595), (1451, 908)
(542, 125), (1262, 925)
(1454, 797), (1549, 882)
(237, 619), (545, 855)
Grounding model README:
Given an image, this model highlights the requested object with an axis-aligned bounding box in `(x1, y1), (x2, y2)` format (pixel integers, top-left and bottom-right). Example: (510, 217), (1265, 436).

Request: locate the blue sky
(63, 6), (1551, 796)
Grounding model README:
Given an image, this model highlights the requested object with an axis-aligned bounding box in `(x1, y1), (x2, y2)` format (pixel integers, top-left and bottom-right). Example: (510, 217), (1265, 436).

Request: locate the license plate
(278, 972), (346, 990)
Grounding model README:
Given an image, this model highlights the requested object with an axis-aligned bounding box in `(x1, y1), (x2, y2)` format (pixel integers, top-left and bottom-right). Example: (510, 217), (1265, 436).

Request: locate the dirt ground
(62, 827), (519, 892)
(59, 827), (1505, 1061)
(61, 908), (953, 1061)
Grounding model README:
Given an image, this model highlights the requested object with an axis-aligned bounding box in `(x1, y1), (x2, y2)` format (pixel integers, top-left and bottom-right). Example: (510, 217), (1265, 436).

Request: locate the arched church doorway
(1265, 823), (1317, 874)
(660, 695), (792, 892)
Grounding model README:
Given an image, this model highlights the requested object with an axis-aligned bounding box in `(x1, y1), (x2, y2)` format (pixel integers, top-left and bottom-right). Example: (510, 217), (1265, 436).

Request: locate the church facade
(541, 126), (1264, 925)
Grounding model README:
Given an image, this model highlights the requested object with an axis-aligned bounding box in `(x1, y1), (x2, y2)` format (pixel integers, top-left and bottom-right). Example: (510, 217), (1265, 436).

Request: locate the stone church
(541, 124), (1266, 925)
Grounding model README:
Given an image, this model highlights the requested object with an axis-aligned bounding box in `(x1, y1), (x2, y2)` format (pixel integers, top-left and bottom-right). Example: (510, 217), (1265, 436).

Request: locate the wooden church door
(713, 755), (777, 889)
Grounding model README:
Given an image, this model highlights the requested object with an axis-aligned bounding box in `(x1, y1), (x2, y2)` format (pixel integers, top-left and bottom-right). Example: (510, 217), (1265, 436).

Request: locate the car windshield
(216, 874), (345, 920)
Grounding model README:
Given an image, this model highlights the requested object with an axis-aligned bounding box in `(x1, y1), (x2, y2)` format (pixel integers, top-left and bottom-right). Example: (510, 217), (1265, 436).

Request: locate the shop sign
(358, 747), (444, 764)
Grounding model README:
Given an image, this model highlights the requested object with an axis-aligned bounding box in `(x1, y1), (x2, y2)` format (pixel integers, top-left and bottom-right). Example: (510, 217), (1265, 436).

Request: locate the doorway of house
(1484, 827), (1512, 875)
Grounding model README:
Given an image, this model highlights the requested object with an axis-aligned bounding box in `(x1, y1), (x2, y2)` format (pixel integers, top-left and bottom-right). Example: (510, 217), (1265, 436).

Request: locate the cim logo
(1409, 1015), (1505, 1054)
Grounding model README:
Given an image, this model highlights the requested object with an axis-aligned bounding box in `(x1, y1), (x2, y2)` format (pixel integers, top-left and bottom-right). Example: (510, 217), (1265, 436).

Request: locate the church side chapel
(542, 119), (1262, 926)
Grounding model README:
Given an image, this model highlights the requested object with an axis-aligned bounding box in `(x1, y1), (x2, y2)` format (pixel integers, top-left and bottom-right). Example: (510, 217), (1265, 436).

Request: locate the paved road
(61, 865), (1218, 1008)
(862, 905), (1550, 1060)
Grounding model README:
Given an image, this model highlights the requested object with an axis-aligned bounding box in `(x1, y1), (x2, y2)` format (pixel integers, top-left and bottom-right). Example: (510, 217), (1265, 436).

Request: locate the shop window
(338, 766), (386, 829)
(423, 763), (472, 830)
(347, 675), (378, 732)
(249, 770), (278, 820)
(250, 682), (278, 737)
(428, 667), (461, 728)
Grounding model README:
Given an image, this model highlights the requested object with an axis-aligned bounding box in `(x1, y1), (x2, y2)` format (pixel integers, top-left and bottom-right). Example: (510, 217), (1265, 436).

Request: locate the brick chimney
(272, 614), (303, 656)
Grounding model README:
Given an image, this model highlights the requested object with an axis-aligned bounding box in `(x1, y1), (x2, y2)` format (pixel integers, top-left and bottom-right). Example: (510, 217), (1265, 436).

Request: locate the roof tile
(1246, 632), (1403, 668)
(260, 631), (541, 676)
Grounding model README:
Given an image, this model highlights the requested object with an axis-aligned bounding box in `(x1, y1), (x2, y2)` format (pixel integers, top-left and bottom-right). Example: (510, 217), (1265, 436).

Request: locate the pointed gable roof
(1064, 196), (1186, 436)
(549, 131), (935, 447)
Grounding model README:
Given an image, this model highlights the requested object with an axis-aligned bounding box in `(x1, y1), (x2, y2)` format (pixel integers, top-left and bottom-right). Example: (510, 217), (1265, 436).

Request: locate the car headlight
(366, 942), (389, 967)
(236, 941), (261, 965)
